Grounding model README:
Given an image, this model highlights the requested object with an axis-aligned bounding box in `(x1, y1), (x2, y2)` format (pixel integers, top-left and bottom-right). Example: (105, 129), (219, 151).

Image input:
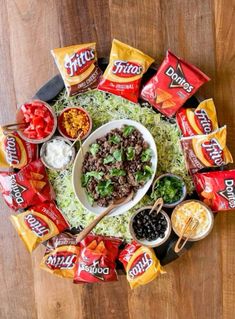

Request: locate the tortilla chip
(156, 88), (172, 104)
(161, 99), (176, 109)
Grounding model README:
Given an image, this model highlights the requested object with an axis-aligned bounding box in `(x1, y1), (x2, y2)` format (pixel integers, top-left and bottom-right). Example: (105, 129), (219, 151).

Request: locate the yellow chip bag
(176, 98), (219, 136)
(119, 241), (165, 289)
(181, 125), (233, 174)
(51, 43), (102, 96)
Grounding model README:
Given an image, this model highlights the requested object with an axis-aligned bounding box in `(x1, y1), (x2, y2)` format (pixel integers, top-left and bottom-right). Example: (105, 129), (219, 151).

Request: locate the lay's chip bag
(10, 202), (69, 252)
(119, 241), (165, 289)
(181, 126), (233, 174)
(176, 99), (219, 136)
(98, 39), (154, 103)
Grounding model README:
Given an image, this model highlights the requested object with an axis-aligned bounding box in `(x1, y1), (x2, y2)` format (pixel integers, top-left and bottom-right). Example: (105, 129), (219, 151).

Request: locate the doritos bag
(10, 202), (69, 252)
(51, 43), (102, 96)
(180, 126), (233, 174)
(0, 129), (38, 170)
(141, 50), (210, 117)
(98, 39), (154, 103)
(193, 170), (235, 211)
(0, 159), (55, 210)
(40, 232), (79, 278)
(74, 235), (122, 283)
(119, 241), (165, 289)
(176, 99), (219, 136)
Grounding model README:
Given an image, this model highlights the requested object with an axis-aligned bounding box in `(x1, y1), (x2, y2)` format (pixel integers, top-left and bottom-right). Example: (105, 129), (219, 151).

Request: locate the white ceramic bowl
(72, 119), (158, 216)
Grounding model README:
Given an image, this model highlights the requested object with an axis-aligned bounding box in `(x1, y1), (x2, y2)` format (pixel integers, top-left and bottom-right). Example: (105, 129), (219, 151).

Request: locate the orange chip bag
(119, 241), (165, 289)
(10, 202), (69, 252)
(98, 39), (154, 103)
(40, 232), (79, 279)
(181, 126), (233, 174)
(51, 43), (102, 96)
(176, 99), (219, 136)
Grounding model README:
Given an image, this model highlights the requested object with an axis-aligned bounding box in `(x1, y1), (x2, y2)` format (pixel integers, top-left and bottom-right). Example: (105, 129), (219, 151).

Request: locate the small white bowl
(129, 205), (172, 248)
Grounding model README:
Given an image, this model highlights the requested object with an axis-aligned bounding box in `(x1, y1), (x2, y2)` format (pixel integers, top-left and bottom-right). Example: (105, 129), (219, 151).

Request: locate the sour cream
(41, 137), (74, 170)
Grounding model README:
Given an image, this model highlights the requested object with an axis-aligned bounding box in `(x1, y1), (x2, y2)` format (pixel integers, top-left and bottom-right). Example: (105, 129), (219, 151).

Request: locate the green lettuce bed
(48, 90), (193, 241)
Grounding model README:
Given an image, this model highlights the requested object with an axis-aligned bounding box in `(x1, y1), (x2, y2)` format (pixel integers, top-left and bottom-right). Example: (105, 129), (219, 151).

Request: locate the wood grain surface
(0, 0), (234, 318)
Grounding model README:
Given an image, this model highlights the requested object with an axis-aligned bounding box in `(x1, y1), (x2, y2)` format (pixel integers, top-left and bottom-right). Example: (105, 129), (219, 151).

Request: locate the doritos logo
(218, 179), (235, 208)
(194, 109), (213, 134)
(80, 260), (110, 280)
(10, 175), (26, 205)
(201, 138), (224, 166)
(46, 252), (77, 270)
(165, 64), (194, 93)
(128, 252), (153, 279)
(64, 48), (95, 77)
(24, 213), (50, 237)
(112, 60), (143, 77)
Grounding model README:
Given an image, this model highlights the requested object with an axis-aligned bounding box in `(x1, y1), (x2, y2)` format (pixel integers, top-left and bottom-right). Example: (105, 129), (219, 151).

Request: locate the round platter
(34, 58), (201, 266)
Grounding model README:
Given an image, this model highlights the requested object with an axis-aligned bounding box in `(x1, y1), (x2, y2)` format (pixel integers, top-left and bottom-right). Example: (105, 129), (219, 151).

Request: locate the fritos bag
(0, 129), (38, 170)
(51, 43), (102, 96)
(119, 241), (165, 289)
(0, 159), (55, 210)
(40, 232), (79, 278)
(193, 170), (235, 211)
(10, 202), (69, 252)
(97, 39), (154, 103)
(74, 235), (122, 283)
(181, 126), (233, 174)
(176, 99), (219, 136)
(141, 50), (210, 117)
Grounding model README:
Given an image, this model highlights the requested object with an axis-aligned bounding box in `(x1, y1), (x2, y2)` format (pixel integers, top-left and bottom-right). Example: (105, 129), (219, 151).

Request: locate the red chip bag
(40, 232), (79, 278)
(98, 39), (154, 103)
(74, 235), (122, 283)
(141, 50), (210, 117)
(10, 202), (69, 252)
(0, 159), (55, 210)
(193, 170), (235, 211)
(0, 129), (38, 170)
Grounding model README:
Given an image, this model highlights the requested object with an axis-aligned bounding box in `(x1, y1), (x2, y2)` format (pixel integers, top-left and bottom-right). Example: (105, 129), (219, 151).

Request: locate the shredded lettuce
(49, 89), (194, 241)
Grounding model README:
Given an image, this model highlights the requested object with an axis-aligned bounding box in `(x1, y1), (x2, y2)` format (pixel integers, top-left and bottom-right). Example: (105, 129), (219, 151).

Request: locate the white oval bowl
(72, 119), (158, 216)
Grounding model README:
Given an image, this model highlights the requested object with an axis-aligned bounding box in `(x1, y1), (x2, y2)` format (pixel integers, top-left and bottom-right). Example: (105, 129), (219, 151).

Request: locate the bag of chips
(40, 232), (79, 278)
(0, 159), (55, 210)
(74, 235), (122, 283)
(10, 202), (69, 252)
(97, 39), (154, 103)
(51, 43), (102, 96)
(180, 126), (233, 174)
(176, 99), (219, 136)
(193, 170), (235, 211)
(119, 241), (165, 289)
(140, 50), (210, 117)
(0, 129), (38, 170)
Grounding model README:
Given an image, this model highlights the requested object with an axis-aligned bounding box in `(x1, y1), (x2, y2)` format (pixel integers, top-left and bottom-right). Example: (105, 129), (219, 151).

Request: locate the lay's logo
(128, 252), (153, 279)
(201, 138), (224, 166)
(112, 60), (143, 77)
(24, 213), (50, 237)
(46, 252), (77, 270)
(64, 48), (95, 77)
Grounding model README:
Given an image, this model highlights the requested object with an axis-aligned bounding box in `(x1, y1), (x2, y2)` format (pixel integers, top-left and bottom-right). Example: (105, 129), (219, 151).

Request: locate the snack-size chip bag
(0, 159), (55, 210)
(141, 50), (210, 117)
(0, 129), (38, 170)
(40, 232), (79, 278)
(97, 39), (154, 103)
(119, 241), (165, 289)
(176, 99), (219, 136)
(193, 170), (235, 211)
(74, 235), (122, 283)
(181, 126), (233, 174)
(10, 202), (69, 252)
(51, 43), (102, 96)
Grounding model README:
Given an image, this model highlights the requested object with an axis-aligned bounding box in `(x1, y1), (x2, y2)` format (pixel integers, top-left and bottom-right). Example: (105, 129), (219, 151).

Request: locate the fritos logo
(194, 109), (213, 134)
(128, 252), (153, 279)
(46, 252), (77, 270)
(165, 63), (194, 93)
(64, 48), (95, 77)
(4, 135), (21, 165)
(112, 60), (143, 77)
(24, 213), (50, 237)
(201, 138), (224, 166)
(219, 179), (235, 208)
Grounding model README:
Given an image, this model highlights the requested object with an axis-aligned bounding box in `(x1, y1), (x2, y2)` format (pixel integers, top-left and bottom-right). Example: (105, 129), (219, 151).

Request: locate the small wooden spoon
(2, 122), (28, 134)
(174, 217), (199, 253)
(149, 197), (164, 215)
(76, 191), (134, 243)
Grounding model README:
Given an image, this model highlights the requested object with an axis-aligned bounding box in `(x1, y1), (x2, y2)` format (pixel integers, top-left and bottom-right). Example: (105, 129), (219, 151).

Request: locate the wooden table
(0, 1), (234, 318)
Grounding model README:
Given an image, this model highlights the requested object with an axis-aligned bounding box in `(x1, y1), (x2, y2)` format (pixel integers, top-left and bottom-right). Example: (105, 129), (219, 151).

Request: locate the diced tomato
(34, 108), (46, 117)
(33, 116), (44, 128)
(36, 127), (46, 138)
